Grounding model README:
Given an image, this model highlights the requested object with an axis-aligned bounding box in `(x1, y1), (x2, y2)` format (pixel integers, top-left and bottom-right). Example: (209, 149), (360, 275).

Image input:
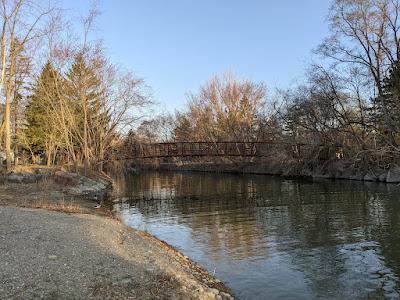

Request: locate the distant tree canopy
(173, 73), (266, 142)
(129, 0), (400, 166)
(5, 0), (400, 171)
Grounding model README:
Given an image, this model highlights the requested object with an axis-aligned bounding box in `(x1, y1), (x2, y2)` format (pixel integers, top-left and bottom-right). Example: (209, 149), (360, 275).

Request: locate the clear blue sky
(60, 1), (331, 112)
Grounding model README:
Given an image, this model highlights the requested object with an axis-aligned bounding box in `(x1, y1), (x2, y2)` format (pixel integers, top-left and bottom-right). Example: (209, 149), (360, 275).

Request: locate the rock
(386, 167), (400, 183)
(363, 172), (377, 181)
(120, 278), (132, 285)
(313, 173), (331, 179)
(349, 173), (366, 181)
(220, 292), (234, 300)
(208, 288), (220, 295)
(6, 173), (40, 184)
(6, 173), (23, 183)
(379, 171), (388, 182)
(54, 171), (80, 186)
(22, 174), (41, 183)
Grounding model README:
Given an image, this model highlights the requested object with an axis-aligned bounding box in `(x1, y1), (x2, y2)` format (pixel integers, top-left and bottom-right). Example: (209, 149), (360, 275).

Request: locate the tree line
(0, 1), (152, 172)
(129, 0), (400, 167)
(2, 0), (400, 172)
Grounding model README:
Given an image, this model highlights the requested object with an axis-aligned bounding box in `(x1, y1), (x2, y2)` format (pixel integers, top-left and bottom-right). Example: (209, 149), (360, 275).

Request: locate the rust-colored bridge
(115, 141), (340, 160)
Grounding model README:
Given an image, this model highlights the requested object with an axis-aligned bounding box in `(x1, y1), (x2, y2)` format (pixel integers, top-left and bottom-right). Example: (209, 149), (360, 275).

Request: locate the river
(113, 170), (400, 300)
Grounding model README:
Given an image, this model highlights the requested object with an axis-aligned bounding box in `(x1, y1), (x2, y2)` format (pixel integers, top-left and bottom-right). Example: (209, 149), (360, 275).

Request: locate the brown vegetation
(0, 0), (400, 180)
(121, 0), (400, 177)
(0, 1), (152, 174)
(20, 198), (88, 214)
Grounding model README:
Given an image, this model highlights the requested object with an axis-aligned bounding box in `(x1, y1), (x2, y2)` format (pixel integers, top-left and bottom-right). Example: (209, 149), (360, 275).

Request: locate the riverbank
(0, 166), (234, 299)
(132, 158), (400, 183)
(0, 166), (113, 215)
(0, 206), (232, 299)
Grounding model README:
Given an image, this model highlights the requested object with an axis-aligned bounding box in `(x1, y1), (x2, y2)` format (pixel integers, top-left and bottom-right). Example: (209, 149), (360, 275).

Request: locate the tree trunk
(4, 45), (16, 171)
(4, 101), (11, 170)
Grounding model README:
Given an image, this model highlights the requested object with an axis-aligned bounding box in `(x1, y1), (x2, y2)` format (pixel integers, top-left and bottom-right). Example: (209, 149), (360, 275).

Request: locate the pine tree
(373, 61), (400, 145)
(24, 62), (62, 154)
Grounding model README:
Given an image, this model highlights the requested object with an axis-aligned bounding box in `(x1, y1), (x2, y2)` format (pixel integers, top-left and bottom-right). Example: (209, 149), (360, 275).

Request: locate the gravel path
(0, 206), (232, 300)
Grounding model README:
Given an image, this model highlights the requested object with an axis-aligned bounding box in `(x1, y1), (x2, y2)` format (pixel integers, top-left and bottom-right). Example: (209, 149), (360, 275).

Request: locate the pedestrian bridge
(114, 141), (343, 160)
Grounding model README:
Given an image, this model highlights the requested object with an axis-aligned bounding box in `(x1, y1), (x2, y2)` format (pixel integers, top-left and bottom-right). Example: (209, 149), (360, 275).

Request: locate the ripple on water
(114, 171), (400, 300)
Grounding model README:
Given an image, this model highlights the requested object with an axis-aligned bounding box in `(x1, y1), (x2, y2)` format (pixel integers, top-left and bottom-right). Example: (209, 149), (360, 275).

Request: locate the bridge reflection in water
(114, 171), (400, 300)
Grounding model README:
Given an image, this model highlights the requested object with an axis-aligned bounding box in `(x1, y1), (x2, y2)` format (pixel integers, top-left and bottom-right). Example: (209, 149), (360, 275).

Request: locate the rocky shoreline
(0, 166), (235, 300)
(131, 159), (400, 184)
(127, 226), (234, 299)
(5, 167), (112, 197)
(0, 206), (234, 299)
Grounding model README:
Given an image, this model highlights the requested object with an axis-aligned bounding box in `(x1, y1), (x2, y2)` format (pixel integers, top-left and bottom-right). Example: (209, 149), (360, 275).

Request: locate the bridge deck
(115, 141), (339, 159)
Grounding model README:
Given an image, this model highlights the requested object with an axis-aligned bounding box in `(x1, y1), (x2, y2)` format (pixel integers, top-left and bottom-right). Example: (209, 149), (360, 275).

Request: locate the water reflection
(113, 171), (400, 300)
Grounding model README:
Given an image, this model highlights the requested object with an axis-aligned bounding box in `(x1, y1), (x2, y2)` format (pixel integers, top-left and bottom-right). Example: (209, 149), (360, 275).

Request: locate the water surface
(113, 171), (400, 300)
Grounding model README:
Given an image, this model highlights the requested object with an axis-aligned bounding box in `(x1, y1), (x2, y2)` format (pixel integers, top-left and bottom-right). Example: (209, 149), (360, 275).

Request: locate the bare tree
(0, 0), (53, 169)
(178, 73), (266, 142)
(276, 65), (373, 155)
(319, 0), (400, 91)
(134, 114), (175, 143)
(317, 0), (400, 144)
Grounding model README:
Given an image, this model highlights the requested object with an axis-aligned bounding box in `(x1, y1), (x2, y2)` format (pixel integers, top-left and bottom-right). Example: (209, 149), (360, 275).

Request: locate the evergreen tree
(373, 61), (400, 145)
(24, 62), (62, 153)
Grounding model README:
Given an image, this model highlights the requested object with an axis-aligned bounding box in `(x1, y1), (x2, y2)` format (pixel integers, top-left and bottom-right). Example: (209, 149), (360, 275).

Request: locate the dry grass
(36, 176), (55, 188)
(20, 199), (90, 214)
(9, 164), (53, 174)
(19, 198), (116, 218)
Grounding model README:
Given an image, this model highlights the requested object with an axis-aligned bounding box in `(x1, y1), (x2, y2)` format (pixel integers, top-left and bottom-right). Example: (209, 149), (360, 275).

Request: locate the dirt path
(0, 206), (233, 299)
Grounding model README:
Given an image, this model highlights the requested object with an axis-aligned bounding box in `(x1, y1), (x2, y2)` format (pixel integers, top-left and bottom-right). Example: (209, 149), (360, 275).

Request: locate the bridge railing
(111, 141), (345, 161)
(124, 141), (312, 159)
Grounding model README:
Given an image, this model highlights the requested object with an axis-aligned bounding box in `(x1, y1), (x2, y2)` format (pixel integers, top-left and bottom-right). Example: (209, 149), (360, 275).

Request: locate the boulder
(349, 172), (366, 181)
(364, 172), (377, 182)
(21, 173), (42, 183)
(6, 172), (40, 184)
(220, 292), (234, 300)
(53, 171), (80, 186)
(6, 173), (23, 183)
(65, 175), (112, 197)
(378, 171), (388, 182)
(386, 167), (400, 183)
